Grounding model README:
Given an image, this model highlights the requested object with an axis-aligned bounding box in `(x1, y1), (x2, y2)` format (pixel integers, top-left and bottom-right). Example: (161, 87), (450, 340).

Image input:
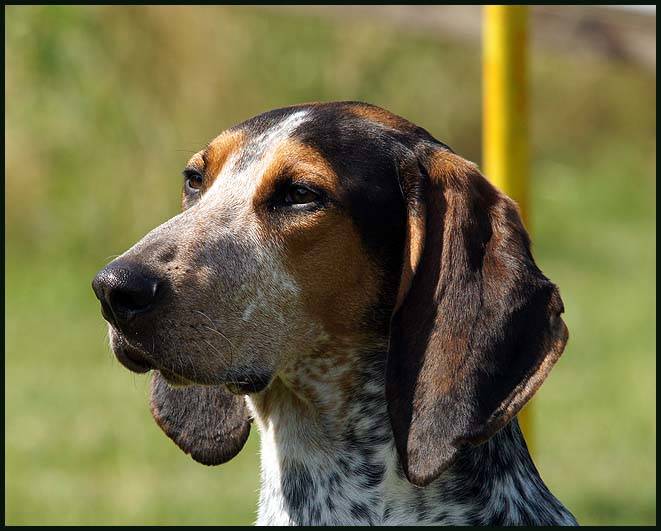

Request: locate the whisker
(193, 309), (236, 363)
(202, 338), (224, 366)
(202, 324), (235, 350)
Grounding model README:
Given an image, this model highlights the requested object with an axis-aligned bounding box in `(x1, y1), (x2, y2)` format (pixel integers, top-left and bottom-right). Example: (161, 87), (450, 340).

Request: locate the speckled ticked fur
(248, 348), (577, 526)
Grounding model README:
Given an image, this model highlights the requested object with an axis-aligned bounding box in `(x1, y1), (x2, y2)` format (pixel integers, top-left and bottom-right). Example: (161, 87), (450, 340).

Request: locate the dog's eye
(184, 171), (204, 193)
(284, 184), (319, 206)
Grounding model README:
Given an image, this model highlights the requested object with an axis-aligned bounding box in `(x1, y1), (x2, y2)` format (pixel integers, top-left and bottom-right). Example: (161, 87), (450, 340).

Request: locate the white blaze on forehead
(198, 110), (310, 212)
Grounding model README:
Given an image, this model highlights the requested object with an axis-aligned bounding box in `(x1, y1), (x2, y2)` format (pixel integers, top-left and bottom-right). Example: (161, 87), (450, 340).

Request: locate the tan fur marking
(204, 129), (246, 184)
(427, 150), (480, 186)
(349, 104), (418, 132)
(181, 130), (245, 208)
(284, 209), (382, 337)
(253, 377), (314, 420)
(253, 139), (340, 209)
(394, 211), (426, 312)
(252, 140), (383, 342)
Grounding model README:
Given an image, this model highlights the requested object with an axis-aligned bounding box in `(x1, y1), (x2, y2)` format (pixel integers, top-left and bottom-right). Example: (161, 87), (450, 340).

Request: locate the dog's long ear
(149, 371), (251, 466)
(386, 147), (568, 487)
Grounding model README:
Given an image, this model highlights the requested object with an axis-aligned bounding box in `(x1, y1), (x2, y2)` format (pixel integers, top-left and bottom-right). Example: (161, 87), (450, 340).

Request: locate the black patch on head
(292, 104), (410, 275)
(231, 102), (451, 330)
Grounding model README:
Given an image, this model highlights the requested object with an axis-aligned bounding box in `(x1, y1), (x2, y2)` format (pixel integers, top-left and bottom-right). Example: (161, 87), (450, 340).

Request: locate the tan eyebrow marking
(252, 139), (340, 209)
(184, 152), (205, 173)
(203, 129), (246, 183)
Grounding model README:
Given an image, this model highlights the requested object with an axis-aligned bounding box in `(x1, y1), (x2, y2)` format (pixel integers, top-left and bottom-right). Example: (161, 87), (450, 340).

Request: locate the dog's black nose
(92, 262), (161, 326)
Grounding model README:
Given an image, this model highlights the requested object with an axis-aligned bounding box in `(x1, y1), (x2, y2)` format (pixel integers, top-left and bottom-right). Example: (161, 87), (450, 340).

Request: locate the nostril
(92, 262), (162, 325)
(110, 281), (158, 316)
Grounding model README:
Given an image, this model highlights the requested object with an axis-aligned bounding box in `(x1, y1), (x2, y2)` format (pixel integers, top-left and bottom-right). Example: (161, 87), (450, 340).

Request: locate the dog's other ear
(150, 371), (251, 465)
(386, 147), (568, 487)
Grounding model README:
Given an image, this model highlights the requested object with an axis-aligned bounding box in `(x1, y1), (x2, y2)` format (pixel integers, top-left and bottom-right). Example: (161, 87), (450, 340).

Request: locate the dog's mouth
(114, 341), (153, 374)
(109, 328), (157, 375)
(110, 328), (273, 392)
(113, 342), (194, 386)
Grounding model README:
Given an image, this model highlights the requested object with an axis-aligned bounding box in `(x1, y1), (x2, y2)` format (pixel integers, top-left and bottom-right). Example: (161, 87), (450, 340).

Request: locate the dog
(92, 102), (577, 525)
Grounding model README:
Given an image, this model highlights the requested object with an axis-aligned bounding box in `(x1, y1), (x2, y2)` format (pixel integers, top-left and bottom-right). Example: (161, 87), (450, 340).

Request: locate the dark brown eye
(284, 184), (319, 205)
(184, 170), (204, 193)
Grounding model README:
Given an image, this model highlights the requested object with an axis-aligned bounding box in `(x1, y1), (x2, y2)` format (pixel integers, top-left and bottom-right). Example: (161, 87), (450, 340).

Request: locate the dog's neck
(246, 345), (576, 526)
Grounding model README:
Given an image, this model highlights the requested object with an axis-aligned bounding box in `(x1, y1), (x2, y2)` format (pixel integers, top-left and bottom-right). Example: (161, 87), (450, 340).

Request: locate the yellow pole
(482, 5), (533, 446)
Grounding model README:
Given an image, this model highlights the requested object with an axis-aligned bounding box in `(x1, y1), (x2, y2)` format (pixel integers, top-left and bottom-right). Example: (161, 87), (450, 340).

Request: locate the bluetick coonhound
(92, 102), (577, 525)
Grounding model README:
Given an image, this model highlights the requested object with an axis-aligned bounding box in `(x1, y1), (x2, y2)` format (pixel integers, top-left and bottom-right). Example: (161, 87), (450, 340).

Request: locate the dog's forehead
(233, 109), (311, 170)
(183, 103), (429, 222)
(186, 109), (312, 195)
(187, 102), (421, 177)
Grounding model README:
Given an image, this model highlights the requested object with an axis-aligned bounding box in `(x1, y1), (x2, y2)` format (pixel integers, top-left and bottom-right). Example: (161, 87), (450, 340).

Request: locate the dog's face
(93, 103), (410, 390)
(93, 102), (568, 486)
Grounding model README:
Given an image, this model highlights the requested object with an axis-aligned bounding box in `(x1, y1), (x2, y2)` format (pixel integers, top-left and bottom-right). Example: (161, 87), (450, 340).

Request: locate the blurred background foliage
(5, 5), (655, 525)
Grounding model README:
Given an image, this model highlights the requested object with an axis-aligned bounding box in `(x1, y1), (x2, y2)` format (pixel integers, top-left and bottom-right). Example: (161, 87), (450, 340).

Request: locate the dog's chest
(249, 393), (476, 526)
(254, 431), (451, 525)
(250, 413), (578, 526)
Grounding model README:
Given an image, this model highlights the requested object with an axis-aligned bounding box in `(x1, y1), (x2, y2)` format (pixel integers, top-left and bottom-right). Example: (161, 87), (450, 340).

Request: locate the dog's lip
(115, 344), (153, 374)
(158, 368), (192, 386)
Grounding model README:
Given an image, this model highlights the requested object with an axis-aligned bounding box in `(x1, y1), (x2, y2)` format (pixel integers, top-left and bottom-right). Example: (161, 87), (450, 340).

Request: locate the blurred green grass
(5, 5), (655, 525)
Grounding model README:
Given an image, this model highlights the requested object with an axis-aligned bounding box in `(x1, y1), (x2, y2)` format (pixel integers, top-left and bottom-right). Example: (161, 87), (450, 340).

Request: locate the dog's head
(92, 102), (568, 485)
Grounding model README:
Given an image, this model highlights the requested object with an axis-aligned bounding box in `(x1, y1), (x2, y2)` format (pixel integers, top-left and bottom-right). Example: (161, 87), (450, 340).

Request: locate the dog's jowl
(92, 102), (577, 526)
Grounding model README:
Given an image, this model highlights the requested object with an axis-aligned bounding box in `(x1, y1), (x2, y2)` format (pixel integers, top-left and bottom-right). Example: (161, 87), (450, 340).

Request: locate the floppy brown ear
(150, 371), (251, 466)
(386, 148), (568, 487)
